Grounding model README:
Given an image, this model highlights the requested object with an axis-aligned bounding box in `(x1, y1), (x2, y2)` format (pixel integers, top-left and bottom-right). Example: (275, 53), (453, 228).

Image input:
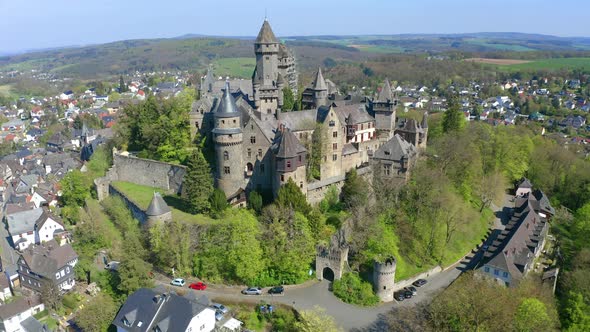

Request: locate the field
(0, 85), (13, 97)
(464, 58), (531, 65)
(212, 57), (256, 78)
(467, 57), (590, 71)
(111, 181), (217, 225)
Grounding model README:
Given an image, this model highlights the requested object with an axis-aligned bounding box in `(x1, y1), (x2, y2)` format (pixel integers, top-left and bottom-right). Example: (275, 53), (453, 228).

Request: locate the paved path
(156, 195), (515, 331)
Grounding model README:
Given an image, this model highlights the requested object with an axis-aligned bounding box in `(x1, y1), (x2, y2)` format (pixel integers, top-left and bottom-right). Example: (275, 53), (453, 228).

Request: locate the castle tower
(199, 66), (214, 98)
(278, 43), (298, 94)
(372, 78), (397, 132)
(273, 128), (307, 196)
(373, 256), (396, 302)
(213, 82), (244, 197)
(253, 20), (282, 116)
(311, 67), (328, 108)
(146, 192), (172, 226)
(420, 111), (428, 148)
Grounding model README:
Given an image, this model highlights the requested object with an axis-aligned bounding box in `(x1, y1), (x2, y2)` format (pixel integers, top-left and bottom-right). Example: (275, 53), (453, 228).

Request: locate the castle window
(299, 155), (302, 162)
(258, 149), (262, 158)
(329, 120), (335, 127)
(229, 134), (233, 138)
(233, 119), (236, 124)
(267, 108), (271, 114)
(250, 136), (256, 144)
(383, 164), (391, 176)
(266, 56), (269, 60)
(332, 143), (337, 150)
(300, 182), (303, 189)
(251, 124), (254, 130)
(287, 161), (291, 168)
(281, 174), (285, 182)
(224, 166), (230, 174)
(333, 131), (337, 138)
(361, 124), (364, 130)
(247, 148), (252, 158)
(222, 120), (225, 124)
(223, 151), (229, 161)
(332, 154), (337, 161)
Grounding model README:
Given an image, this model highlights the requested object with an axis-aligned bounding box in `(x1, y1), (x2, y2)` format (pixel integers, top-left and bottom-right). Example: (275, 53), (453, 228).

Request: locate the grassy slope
(111, 181), (217, 225)
(497, 57), (590, 71)
(212, 57), (255, 78)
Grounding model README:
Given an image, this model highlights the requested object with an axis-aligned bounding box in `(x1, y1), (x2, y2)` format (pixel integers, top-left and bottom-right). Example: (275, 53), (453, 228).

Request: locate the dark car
(394, 292), (405, 301)
(405, 286), (417, 296)
(268, 286), (284, 295)
(413, 279), (427, 287)
(403, 290), (413, 299)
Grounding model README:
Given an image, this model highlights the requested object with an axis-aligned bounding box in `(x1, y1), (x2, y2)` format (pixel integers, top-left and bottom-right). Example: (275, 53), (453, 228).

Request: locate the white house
(0, 295), (45, 332)
(6, 208), (65, 251)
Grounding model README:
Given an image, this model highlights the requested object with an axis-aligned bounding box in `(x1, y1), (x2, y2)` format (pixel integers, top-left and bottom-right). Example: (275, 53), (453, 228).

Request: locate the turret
(373, 256), (396, 302)
(311, 67), (328, 107)
(273, 128), (307, 196)
(253, 20), (280, 116)
(212, 82), (244, 197)
(372, 78), (397, 132)
(146, 192), (172, 226)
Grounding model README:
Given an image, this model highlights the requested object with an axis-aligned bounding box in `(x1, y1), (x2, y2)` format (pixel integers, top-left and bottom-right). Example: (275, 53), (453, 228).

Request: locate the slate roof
(0, 294), (42, 321)
(373, 134), (417, 161)
(112, 288), (212, 332)
(311, 68), (327, 91)
(531, 189), (555, 216)
(255, 20), (279, 44)
(274, 129), (306, 159)
(518, 177), (533, 189)
(20, 240), (78, 279)
(6, 207), (44, 235)
(377, 79), (393, 102)
(20, 316), (44, 332)
(278, 109), (317, 131)
(214, 82), (241, 118)
(146, 192), (171, 216)
(397, 118), (423, 134)
(334, 104), (373, 125)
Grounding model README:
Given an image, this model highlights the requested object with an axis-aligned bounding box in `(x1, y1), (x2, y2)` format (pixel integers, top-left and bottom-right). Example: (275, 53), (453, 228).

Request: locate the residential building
(112, 288), (216, 332)
(0, 294), (45, 332)
(6, 207), (65, 251)
(17, 240), (78, 293)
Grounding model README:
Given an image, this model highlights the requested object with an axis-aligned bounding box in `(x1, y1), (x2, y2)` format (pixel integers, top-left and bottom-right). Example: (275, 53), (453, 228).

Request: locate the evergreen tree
(341, 169), (368, 210)
(209, 188), (228, 217)
(248, 191), (263, 214)
(442, 95), (465, 133)
(276, 178), (311, 216)
(119, 75), (127, 93)
(183, 149), (213, 213)
(282, 87), (295, 111)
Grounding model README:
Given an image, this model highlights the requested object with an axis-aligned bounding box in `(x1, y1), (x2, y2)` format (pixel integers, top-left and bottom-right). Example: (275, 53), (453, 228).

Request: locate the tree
(283, 87), (295, 111)
(119, 75), (127, 93)
(248, 191), (263, 214)
(75, 294), (117, 332)
(183, 149), (213, 213)
(442, 95), (464, 133)
(476, 171), (507, 212)
(515, 298), (552, 332)
(118, 257), (153, 295)
(60, 170), (91, 207)
(276, 178), (311, 216)
(341, 169), (368, 211)
(294, 306), (342, 332)
(40, 282), (61, 312)
(209, 188), (228, 217)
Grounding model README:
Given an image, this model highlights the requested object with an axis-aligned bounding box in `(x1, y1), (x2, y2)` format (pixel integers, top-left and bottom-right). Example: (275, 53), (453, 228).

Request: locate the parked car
(482, 244), (489, 251)
(215, 310), (224, 321)
(189, 282), (207, 290)
(268, 286), (284, 295)
(211, 303), (228, 314)
(413, 279), (427, 287)
(105, 261), (120, 271)
(170, 278), (185, 287)
(403, 290), (413, 299)
(241, 287), (262, 295)
(405, 286), (417, 296)
(394, 292), (405, 301)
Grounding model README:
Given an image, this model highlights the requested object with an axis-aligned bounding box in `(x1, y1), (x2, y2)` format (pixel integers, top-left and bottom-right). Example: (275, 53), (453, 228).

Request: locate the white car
(105, 261), (120, 271)
(171, 278), (185, 287)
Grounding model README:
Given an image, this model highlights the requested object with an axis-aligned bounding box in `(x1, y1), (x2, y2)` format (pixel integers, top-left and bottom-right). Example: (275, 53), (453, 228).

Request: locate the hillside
(1, 32), (589, 80)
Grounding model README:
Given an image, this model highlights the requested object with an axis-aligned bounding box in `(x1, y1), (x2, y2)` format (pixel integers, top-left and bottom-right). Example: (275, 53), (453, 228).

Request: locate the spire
(421, 112), (429, 128)
(215, 82), (240, 118)
(378, 78), (393, 102)
(255, 20), (279, 44)
(275, 128), (306, 159)
(312, 67), (327, 91)
(146, 192), (171, 216)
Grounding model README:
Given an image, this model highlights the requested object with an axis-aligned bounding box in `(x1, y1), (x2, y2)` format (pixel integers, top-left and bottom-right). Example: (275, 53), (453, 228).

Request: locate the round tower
(146, 192), (172, 226)
(213, 82), (244, 197)
(373, 256), (396, 302)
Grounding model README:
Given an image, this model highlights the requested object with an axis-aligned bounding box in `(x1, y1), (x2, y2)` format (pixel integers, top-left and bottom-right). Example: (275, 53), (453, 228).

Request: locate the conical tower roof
(215, 82), (240, 118)
(378, 79), (393, 102)
(275, 128), (306, 159)
(255, 20), (279, 44)
(312, 67), (327, 91)
(146, 192), (171, 216)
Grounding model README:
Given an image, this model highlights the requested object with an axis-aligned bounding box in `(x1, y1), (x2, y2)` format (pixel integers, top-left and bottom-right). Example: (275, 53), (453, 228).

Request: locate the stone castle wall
(108, 184), (148, 224)
(111, 153), (186, 195)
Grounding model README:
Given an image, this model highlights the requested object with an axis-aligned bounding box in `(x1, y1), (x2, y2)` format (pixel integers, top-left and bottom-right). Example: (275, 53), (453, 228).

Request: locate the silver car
(241, 287), (262, 295)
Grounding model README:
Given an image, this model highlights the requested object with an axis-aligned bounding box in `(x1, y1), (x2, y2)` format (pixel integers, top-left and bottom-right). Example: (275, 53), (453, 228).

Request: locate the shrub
(332, 272), (379, 306)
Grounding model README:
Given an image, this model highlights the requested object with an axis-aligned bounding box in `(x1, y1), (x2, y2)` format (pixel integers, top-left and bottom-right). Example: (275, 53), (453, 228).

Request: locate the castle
(190, 20), (428, 204)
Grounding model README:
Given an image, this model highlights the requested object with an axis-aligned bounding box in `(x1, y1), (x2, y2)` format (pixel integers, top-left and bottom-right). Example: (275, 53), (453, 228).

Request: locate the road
(156, 195), (514, 331)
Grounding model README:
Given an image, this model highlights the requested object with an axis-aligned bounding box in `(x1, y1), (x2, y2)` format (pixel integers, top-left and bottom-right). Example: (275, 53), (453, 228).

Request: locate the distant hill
(0, 32), (589, 79)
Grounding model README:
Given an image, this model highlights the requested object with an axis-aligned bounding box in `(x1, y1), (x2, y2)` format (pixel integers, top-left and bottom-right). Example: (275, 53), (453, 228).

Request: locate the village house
(6, 207), (65, 251)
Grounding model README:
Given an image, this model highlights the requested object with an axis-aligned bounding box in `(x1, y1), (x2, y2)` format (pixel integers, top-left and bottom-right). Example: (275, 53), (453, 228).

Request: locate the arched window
(223, 151), (229, 161)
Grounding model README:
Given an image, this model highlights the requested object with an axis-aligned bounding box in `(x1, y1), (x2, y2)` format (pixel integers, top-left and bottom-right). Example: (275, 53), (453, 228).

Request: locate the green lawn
(212, 57), (256, 79)
(497, 57), (590, 71)
(111, 181), (217, 225)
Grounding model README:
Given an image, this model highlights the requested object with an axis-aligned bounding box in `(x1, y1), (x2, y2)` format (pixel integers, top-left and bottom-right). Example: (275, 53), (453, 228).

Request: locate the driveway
(155, 195), (514, 331)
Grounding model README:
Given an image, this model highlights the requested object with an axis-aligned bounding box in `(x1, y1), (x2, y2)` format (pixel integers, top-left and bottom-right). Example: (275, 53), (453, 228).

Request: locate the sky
(1, 0), (589, 54)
